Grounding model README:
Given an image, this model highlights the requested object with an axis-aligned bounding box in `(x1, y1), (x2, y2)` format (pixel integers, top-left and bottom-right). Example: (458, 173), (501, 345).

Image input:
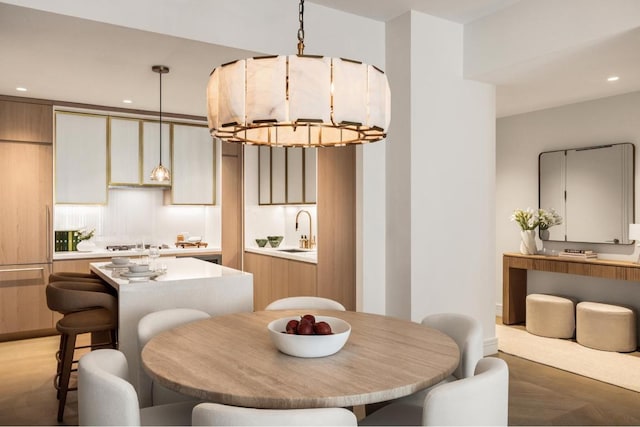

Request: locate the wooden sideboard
(502, 252), (640, 324)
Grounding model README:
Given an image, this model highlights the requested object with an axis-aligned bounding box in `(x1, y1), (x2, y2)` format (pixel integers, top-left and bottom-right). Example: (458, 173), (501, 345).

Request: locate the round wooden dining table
(141, 309), (460, 409)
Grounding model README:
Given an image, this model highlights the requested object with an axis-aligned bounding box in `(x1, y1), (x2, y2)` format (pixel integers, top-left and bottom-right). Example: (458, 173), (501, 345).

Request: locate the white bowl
(188, 236), (202, 243)
(267, 316), (351, 358)
(111, 257), (130, 265)
(129, 264), (150, 273)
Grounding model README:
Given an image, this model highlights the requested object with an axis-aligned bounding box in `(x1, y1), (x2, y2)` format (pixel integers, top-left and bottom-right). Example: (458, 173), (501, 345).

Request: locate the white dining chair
(265, 296), (346, 311)
(78, 349), (197, 426)
(360, 357), (509, 426)
(192, 402), (358, 426)
(392, 312), (483, 406)
(137, 308), (211, 407)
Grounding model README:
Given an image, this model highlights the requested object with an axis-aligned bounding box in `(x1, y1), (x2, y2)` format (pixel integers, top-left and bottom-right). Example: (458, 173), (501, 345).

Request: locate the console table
(502, 253), (640, 324)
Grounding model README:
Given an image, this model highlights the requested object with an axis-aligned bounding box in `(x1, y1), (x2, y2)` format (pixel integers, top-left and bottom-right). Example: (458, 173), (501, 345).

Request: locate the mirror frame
(538, 142), (635, 245)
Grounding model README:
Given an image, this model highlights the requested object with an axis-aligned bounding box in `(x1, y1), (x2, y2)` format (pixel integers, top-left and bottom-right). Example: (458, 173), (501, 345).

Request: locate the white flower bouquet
(537, 208), (562, 230)
(510, 208), (562, 231)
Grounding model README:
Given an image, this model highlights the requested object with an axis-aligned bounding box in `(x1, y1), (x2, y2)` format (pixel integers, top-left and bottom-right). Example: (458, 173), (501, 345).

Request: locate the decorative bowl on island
(267, 235), (284, 248)
(267, 316), (351, 358)
(255, 238), (268, 247)
(111, 257), (130, 265)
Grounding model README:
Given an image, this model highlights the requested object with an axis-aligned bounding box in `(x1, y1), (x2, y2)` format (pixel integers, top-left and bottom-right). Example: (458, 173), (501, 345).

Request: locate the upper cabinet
(169, 124), (216, 205)
(109, 117), (140, 185)
(142, 121), (171, 187)
(0, 99), (52, 144)
(56, 109), (216, 205)
(259, 147), (316, 205)
(109, 118), (171, 187)
(55, 111), (108, 204)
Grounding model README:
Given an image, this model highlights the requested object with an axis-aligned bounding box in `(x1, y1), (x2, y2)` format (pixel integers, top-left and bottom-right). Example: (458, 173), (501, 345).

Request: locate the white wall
(496, 91), (640, 325)
(387, 11), (497, 353)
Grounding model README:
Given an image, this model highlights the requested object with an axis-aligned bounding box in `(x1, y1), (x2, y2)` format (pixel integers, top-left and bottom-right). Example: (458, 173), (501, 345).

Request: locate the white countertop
(91, 256), (248, 288)
(54, 246), (221, 260)
(244, 246), (317, 264)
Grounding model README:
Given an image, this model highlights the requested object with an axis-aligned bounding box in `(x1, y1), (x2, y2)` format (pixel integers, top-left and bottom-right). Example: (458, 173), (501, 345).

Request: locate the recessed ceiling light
(607, 76), (620, 82)
(123, 99), (133, 104)
(16, 87), (27, 92)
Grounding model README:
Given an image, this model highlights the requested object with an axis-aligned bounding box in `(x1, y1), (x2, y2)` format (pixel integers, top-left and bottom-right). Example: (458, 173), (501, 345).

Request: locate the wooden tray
(175, 241), (208, 248)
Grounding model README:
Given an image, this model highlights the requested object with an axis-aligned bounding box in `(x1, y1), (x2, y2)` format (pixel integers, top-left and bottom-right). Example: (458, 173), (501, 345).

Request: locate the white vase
(519, 230), (537, 255)
(76, 240), (96, 252)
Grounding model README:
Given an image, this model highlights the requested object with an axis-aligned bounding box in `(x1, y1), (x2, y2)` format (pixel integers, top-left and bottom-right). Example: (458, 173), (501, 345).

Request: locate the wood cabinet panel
(53, 258), (110, 275)
(222, 142), (243, 270)
(271, 257), (289, 303)
(317, 146), (356, 311)
(0, 142), (52, 264)
(288, 260), (317, 297)
(244, 252), (317, 311)
(244, 252), (272, 311)
(0, 264), (52, 334)
(0, 99), (52, 143)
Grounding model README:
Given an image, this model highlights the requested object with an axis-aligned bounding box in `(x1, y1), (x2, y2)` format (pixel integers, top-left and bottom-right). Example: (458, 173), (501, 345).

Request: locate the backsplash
(54, 188), (221, 249)
(243, 146), (317, 249)
(244, 205), (317, 249)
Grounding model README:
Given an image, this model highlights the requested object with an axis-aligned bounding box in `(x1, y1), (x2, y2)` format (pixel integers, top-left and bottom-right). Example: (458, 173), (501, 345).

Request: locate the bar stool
(46, 281), (118, 422)
(49, 272), (117, 296)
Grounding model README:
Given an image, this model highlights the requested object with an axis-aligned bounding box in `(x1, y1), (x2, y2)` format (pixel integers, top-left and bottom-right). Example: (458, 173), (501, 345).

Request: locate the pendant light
(206, 0), (390, 147)
(150, 65), (171, 181)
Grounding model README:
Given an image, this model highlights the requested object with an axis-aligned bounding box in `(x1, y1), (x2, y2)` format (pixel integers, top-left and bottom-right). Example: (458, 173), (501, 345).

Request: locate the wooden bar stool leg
(57, 331), (77, 422)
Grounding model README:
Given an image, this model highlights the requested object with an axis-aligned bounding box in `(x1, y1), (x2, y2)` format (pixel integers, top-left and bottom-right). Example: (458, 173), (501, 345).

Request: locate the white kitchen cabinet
(258, 147), (316, 205)
(272, 147), (286, 204)
(55, 111), (108, 204)
(142, 121), (171, 186)
(170, 124), (216, 204)
(109, 117), (140, 185)
(287, 148), (303, 203)
(259, 146), (271, 205)
(304, 148), (317, 203)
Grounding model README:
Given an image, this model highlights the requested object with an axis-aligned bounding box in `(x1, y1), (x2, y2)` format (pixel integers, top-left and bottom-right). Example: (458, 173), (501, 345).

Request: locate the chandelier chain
(297, 0), (305, 55)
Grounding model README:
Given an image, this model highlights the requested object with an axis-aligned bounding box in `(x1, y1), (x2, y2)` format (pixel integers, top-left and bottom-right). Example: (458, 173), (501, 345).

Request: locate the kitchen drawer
(0, 263), (53, 335)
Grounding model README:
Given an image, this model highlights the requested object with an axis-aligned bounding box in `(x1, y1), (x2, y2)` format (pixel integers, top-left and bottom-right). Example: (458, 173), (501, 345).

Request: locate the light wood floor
(1, 332), (639, 426)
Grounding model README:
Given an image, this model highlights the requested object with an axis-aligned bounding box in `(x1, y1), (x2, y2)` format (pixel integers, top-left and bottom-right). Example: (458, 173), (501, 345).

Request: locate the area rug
(496, 324), (640, 393)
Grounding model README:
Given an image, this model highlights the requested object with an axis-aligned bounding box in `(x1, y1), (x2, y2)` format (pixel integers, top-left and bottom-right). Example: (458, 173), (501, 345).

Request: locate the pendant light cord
(159, 69), (163, 166)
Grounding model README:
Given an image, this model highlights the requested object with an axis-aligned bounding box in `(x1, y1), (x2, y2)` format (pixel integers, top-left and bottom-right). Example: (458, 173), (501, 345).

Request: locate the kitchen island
(90, 257), (253, 406)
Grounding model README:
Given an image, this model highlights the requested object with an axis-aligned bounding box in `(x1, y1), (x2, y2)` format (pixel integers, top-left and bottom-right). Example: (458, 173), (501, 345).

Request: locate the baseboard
(484, 336), (498, 356)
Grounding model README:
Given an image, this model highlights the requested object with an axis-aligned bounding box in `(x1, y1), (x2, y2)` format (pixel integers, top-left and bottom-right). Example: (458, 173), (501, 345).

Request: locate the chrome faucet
(295, 209), (315, 249)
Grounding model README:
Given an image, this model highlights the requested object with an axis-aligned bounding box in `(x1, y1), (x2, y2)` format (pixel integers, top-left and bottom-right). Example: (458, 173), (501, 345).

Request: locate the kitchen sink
(278, 248), (313, 253)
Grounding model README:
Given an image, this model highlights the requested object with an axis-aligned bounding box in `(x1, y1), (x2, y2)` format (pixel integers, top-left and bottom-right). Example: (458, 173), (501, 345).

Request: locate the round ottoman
(576, 302), (637, 352)
(526, 293), (575, 338)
